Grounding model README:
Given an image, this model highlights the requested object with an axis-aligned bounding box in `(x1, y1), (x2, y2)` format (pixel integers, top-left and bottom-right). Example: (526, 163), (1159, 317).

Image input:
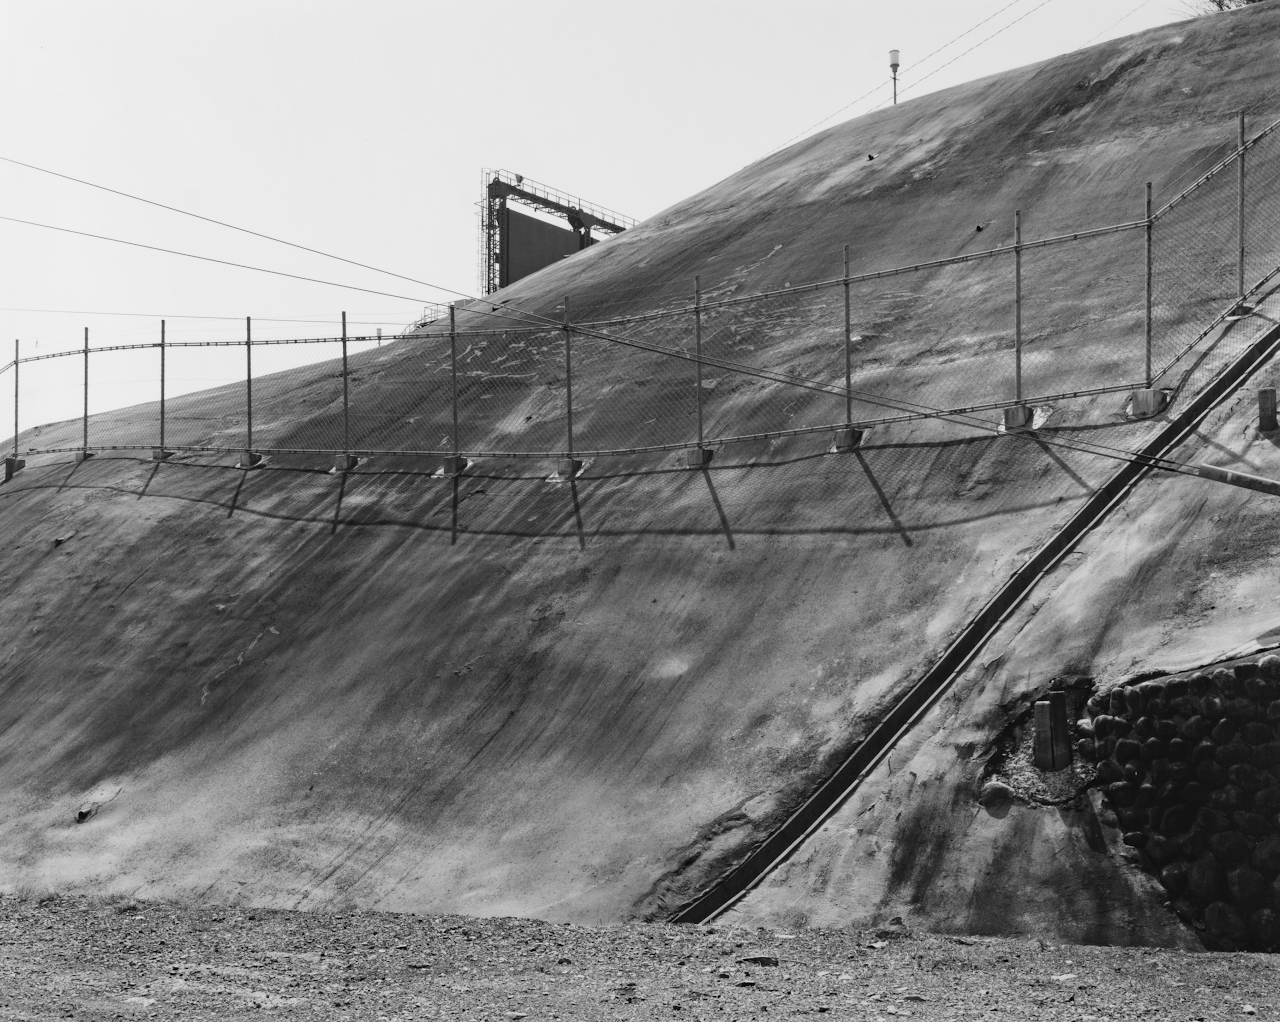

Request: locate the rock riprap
(1078, 656), (1280, 950)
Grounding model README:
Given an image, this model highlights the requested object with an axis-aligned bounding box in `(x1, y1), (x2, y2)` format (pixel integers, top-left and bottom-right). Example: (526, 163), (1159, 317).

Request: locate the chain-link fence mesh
(1151, 150), (1242, 380)
(1020, 228), (1146, 399)
(18, 349), (85, 452)
(87, 345), (162, 450)
(165, 343), (248, 450)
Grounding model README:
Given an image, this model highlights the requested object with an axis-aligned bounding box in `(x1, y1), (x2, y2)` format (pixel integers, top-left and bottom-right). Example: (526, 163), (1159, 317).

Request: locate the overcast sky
(0, 0), (1195, 366)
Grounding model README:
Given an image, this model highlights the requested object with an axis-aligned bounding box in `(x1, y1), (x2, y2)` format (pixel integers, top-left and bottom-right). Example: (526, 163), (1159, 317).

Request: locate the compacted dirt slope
(2, 5), (1280, 936)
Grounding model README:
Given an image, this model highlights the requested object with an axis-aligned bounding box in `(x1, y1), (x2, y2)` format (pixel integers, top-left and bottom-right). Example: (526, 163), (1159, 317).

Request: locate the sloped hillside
(2, 4), (1279, 936)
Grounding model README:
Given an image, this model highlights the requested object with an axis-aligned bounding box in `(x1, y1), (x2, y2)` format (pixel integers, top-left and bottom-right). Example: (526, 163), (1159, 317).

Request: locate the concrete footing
(832, 427), (863, 452)
(151, 449), (174, 462)
(1033, 690), (1072, 771)
(1002, 405), (1032, 431)
(557, 458), (583, 479)
(238, 451), (263, 470)
(1131, 388), (1169, 418)
(4, 456), (24, 482)
(332, 454), (359, 473)
(440, 455), (468, 477)
(1260, 387), (1277, 432)
(683, 447), (714, 468)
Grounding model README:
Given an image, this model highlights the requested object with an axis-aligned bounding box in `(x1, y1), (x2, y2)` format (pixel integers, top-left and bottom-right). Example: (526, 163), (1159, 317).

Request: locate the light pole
(890, 49), (900, 105)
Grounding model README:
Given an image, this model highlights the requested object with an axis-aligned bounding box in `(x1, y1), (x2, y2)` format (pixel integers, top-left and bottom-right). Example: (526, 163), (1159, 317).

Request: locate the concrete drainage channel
(671, 319), (1280, 925)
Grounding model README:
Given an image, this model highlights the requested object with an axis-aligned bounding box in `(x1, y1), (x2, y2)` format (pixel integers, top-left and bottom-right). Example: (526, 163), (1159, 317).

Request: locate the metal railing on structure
(4, 112), (1280, 472)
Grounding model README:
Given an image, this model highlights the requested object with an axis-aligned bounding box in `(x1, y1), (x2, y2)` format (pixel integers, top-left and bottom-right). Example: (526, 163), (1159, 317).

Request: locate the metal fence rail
(3, 111), (1279, 470)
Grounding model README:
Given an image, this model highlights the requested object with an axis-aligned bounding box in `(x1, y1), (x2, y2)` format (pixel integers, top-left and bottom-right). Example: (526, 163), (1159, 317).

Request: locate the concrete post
(1260, 388), (1277, 432)
(1034, 690), (1072, 771)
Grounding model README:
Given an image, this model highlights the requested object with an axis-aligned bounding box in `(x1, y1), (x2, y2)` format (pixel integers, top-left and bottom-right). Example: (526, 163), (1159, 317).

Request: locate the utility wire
(1078, 0), (1156, 48)
(895, 0), (1060, 102)
(0, 153), (452, 301)
(764, 0), (1032, 156)
(0, 214), (436, 305)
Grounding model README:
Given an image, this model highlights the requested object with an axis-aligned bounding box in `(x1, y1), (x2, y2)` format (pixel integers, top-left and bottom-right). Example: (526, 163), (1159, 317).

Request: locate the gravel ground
(1, 894), (1278, 1020)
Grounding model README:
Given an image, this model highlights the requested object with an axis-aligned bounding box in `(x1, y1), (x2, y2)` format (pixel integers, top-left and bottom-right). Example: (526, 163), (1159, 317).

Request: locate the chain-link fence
(4, 113), (1280, 469)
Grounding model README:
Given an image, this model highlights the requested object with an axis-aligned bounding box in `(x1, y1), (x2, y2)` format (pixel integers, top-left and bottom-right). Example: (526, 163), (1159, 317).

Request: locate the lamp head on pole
(889, 49), (900, 73)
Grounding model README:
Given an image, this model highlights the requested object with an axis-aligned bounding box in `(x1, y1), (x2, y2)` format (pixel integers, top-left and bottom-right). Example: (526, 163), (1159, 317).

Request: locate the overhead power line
(0, 153), (448, 299)
(0, 214), (435, 305)
(765, 0), (1032, 156)
(894, 0), (1060, 102)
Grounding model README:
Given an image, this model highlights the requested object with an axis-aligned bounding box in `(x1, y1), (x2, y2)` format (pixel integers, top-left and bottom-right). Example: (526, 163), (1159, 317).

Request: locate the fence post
(77, 327), (93, 462)
(441, 305), (465, 476)
(160, 320), (166, 450)
(999, 211), (1032, 431)
(834, 246), (861, 451)
(1014, 209), (1022, 404)
(559, 297), (580, 477)
(153, 320), (172, 461)
(844, 245), (852, 424)
(239, 317), (260, 468)
(1145, 182), (1153, 388)
(1238, 110), (1246, 300)
(333, 311), (356, 472)
(4, 339), (19, 481)
(683, 279), (714, 467)
(695, 276), (704, 448)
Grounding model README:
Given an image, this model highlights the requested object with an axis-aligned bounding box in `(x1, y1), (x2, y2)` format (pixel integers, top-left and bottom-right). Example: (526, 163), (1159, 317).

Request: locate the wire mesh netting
(342, 332), (451, 454)
(165, 344), (248, 450)
(1243, 126), (1280, 297)
(87, 345), (162, 449)
(245, 339), (346, 451)
(1151, 148), (1242, 380)
(572, 310), (698, 452)
(1020, 228), (1146, 399)
(17, 349), (85, 452)
(452, 327), (568, 455)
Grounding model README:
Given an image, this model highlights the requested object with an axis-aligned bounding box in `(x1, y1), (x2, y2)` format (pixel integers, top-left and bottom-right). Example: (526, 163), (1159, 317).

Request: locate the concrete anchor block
(557, 457), (583, 479)
(332, 454), (359, 473)
(833, 427), (863, 452)
(1002, 405), (1032, 431)
(151, 449), (174, 462)
(440, 455), (468, 477)
(1034, 690), (1073, 772)
(1131, 388), (1169, 418)
(238, 451), (263, 470)
(1260, 388), (1277, 432)
(683, 447), (714, 468)
(3, 456), (25, 482)
(74, 451), (95, 463)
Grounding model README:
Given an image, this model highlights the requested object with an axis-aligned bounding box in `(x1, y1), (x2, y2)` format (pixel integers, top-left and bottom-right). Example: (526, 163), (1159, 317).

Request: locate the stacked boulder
(1077, 656), (1280, 949)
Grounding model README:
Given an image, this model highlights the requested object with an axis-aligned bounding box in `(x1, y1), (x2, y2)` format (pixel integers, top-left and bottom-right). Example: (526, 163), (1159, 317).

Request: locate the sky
(0, 0), (1199, 431)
